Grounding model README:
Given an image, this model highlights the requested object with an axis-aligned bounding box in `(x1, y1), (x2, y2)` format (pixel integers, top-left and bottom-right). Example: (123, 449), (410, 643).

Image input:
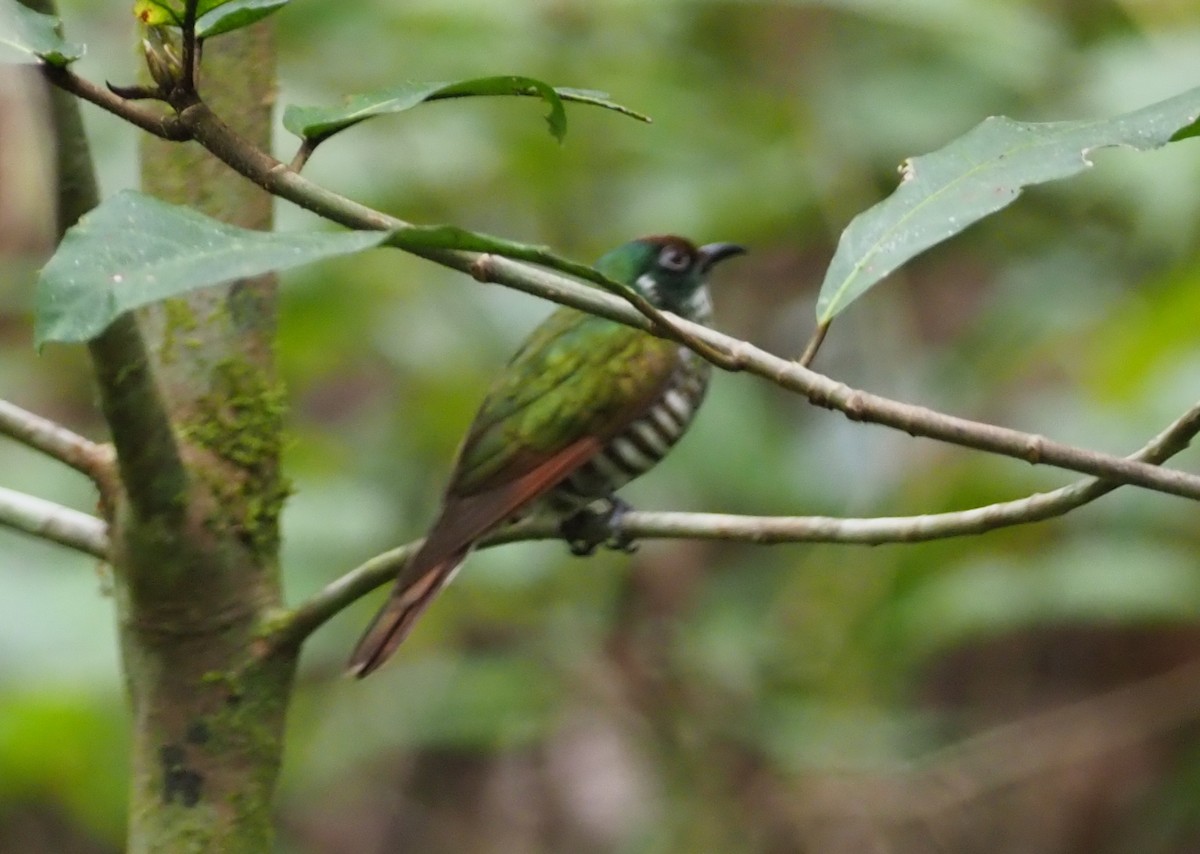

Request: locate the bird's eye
(657, 245), (693, 272)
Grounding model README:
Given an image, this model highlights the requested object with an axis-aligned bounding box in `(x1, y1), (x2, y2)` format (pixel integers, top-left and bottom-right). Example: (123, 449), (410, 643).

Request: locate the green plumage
(348, 235), (744, 676)
(451, 308), (679, 494)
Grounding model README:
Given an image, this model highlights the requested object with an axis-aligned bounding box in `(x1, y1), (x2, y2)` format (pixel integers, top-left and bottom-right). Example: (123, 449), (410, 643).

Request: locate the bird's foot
(560, 497), (638, 556)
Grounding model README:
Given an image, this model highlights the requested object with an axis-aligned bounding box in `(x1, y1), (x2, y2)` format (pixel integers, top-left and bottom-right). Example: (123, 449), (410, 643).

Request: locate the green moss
(181, 359), (293, 557)
(200, 669), (241, 692)
(253, 607), (295, 641)
(197, 659), (294, 848)
(134, 808), (215, 853)
(159, 300), (200, 365)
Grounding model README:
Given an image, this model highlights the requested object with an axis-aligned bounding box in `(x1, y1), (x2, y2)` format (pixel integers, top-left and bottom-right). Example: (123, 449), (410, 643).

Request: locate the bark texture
(106, 21), (295, 853)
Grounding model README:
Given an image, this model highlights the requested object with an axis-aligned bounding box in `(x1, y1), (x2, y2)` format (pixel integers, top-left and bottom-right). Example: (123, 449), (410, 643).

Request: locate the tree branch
(41, 65), (190, 141)
(0, 485), (110, 558)
(268, 401), (1200, 651)
(477, 252), (1200, 502)
(42, 69), (1200, 501)
(161, 100), (1200, 500)
(40, 49), (191, 523)
(176, 100), (734, 368)
(0, 399), (112, 483)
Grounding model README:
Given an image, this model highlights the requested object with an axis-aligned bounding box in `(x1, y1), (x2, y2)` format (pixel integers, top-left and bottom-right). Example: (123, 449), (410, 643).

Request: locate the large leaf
(0, 0), (84, 66)
(134, 0), (287, 37)
(133, 0), (236, 20)
(283, 77), (650, 145)
(816, 85), (1200, 324)
(195, 0), (237, 15)
(36, 191), (388, 345)
(1171, 115), (1200, 144)
(196, 0), (288, 38)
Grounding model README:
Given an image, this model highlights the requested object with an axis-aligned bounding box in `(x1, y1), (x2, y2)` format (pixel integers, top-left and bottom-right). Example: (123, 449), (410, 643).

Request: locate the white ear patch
(684, 287), (713, 321)
(635, 272), (660, 302)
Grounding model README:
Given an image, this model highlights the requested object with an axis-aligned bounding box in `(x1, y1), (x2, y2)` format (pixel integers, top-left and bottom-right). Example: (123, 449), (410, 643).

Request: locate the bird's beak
(699, 242), (746, 271)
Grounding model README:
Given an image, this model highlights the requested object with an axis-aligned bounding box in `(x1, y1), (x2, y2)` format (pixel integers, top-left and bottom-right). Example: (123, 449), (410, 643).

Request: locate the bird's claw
(560, 498), (638, 557)
(566, 536), (599, 557)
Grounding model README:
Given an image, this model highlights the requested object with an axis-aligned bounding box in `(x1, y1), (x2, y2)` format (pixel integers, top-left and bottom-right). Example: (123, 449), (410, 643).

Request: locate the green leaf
(816, 85), (1200, 324)
(0, 0), (84, 66)
(196, 0), (233, 14)
(133, 0), (285, 37)
(133, 0), (181, 26)
(386, 225), (541, 255)
(380, 226), (645, 307)
(196, 0), (288, 38)
(1171, 115), (1200, 143)
(36, 191), (389, 346)
(283, 76), (649, 145)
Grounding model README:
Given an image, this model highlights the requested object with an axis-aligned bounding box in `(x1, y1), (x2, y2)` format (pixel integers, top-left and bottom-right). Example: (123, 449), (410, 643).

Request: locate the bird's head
(595, 235), (745, 315)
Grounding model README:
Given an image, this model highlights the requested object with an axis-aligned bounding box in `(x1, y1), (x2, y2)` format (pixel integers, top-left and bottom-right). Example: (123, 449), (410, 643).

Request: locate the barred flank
(551, 347), (710, 508)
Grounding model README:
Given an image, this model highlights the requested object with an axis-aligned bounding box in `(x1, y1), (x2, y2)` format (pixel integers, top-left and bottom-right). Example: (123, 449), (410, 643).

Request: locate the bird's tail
(346, 548), (468, 678)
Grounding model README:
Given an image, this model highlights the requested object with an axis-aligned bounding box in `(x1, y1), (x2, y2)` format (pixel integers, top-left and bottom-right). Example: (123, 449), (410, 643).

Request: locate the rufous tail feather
(346, 550), (467, 677)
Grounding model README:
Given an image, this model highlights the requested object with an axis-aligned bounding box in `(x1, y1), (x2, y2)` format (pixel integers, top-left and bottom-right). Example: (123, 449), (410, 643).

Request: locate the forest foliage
(2, 1), (1200, 851)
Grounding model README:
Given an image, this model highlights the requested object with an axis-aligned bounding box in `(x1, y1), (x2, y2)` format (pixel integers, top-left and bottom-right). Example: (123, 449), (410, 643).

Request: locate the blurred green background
(3, 1), (1200, 851)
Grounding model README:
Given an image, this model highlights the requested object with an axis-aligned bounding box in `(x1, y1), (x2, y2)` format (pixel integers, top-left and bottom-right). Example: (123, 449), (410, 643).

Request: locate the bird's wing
(422, 306), (680, 561)
(347, 310), (679, 674)
(450, 307), (680, 496)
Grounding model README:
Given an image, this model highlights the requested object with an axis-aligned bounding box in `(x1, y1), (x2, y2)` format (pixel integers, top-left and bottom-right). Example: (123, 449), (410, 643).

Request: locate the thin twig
(42, 66), (190, 140)
(0, 399), (111, 483)
(42, 58), (191, 523)
(45, 63), (1200, 646)
(173, 98), (1200, 500)
(473, 252), (1200, 501)
(178, 100), (734, 370)
(44, 74), (1200, 500)
(268, 401), (1200, 650)
(0, 485), (109, 559)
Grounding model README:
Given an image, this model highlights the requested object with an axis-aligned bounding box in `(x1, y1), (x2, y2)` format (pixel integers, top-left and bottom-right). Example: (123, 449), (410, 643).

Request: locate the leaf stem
(288, 137), (317, 173)
(798, 320), (830, 368)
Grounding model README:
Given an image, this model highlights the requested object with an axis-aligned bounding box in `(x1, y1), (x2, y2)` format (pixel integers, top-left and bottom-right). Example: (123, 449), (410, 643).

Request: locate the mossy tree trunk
(119, 23), (296, 853)
(38, 11), (299, 849)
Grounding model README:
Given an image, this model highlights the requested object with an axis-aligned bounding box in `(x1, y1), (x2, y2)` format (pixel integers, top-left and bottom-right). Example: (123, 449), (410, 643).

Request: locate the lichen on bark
(180, 358), (292, 557)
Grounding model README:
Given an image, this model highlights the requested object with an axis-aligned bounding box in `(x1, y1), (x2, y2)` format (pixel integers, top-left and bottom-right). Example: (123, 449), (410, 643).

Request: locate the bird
(348, 235), (745, 676)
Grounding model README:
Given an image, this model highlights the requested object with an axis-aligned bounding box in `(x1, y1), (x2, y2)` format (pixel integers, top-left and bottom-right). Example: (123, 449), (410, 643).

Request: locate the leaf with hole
(36, 191), (389, 346)
(0, 0), (84, 66)
(816, 85), (1200, 324)
(283, 77), (649, 146)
